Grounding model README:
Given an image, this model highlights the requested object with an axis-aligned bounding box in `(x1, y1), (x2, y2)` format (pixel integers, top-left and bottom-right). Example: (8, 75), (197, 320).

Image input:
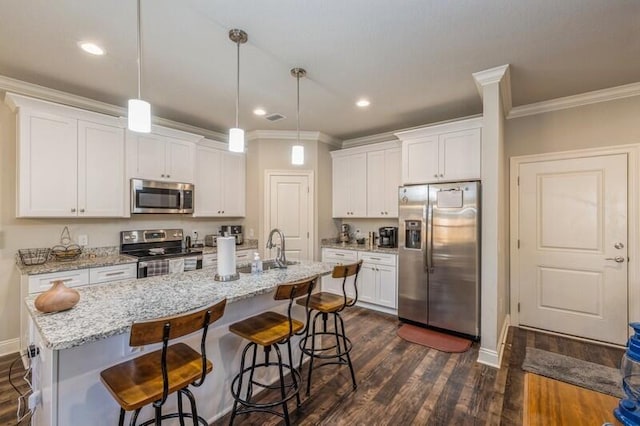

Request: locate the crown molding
(508, 81), (640, 119)
(246, 130), (342, 147)
(330, 140), (401, 158)
(0, 74), (228, 141)
(472, 64), (512, 115)
(394, 116), (483, 141)
(341, 131), (398, 148)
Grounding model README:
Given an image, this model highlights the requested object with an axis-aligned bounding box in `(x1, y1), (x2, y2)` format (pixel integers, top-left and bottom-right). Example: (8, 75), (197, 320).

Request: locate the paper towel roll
(217, 236), (236, 277)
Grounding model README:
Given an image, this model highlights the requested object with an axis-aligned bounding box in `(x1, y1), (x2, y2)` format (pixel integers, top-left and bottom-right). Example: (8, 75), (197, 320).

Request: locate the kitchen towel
(183, 257), (198, 271)
(217, 237), (236, 277)
(168, 258), (185, 274)
(146, 259), (169, 277)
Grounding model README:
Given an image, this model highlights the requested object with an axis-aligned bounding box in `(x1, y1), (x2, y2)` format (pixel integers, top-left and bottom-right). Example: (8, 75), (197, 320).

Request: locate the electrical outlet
(192, 230), (198, 239)
(78, 234), (88, 246)
(28, 391), (41, 409)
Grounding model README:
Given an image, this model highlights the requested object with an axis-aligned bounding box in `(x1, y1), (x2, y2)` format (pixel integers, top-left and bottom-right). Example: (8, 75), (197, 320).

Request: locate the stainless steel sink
(237, 260), (299, 274)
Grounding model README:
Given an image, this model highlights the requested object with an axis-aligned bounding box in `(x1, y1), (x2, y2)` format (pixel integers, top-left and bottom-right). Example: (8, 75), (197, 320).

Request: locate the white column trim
(472, 64), (512, 115)
(477, 315), (510, 368)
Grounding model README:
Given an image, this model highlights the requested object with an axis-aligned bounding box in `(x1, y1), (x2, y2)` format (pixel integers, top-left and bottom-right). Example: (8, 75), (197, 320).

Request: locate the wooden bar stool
(297, 260), (362, 396)
(100, 298), (226, 426)
(228, 276), (317, 426)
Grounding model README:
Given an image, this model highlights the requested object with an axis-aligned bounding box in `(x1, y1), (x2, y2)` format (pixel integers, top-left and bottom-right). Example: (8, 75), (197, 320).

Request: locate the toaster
(204, 235), (218, 247)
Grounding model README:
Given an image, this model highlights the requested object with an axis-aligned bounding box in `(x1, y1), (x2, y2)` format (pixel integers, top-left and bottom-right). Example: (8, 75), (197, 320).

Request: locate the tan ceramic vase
(34, 280), (80, 313)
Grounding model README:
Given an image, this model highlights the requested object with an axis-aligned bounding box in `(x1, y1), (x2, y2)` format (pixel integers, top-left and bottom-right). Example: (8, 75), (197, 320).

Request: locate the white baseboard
(0, 338), (20, 357)
(477, 314), (510, 368)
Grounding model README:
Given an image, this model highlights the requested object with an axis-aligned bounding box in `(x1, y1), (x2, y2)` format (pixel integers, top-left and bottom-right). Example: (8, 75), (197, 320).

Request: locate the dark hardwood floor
(0, 353), (31, 426)
(0, 307), (624, 426)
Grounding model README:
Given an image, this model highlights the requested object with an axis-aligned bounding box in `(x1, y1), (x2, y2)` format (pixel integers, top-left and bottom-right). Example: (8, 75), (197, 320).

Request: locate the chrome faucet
(266, 228), (287, 268)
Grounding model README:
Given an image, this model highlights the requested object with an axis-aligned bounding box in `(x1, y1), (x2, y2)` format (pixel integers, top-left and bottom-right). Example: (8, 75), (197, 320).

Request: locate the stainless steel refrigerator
(398, 181), (480, 338)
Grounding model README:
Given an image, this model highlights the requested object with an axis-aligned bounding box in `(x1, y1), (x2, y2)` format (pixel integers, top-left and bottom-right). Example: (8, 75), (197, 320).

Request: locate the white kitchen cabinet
(321, 248), (358, 296)
(194, 142), (246, 217)
(7, 93), (127, 218)
(367, 147), (401, 217)
(129, 132), (196, 183)
(357, 251), (397, 310)
(235, 249), (252, 264)
(202, 253), (217, 268)
(396, 117), (482, 184)
(89, 263), (137, 284)
(332, 153), (367, 218)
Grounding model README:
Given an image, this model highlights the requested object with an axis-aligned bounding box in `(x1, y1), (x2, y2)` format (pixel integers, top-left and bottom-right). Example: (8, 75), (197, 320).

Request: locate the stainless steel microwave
(130, 179), (194, 214)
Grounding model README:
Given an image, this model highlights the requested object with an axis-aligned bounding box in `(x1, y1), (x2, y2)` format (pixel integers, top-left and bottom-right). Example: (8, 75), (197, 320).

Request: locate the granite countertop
(25, 260), (333, 351)
(201, 240), (258, 255)
(321, 241), (398, 255)
(16, 254), (138, 275)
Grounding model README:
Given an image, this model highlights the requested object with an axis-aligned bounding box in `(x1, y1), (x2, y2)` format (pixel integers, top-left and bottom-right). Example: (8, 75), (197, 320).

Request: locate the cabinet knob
(161, 174), (165, 177)
(434, 174), (438, 178)
(71, 208), (76, 213)
(222, 211), (225, 214)
(80, 208), (85, 213)
(439, 174), (444, 178)
(167, 175), (170, 178)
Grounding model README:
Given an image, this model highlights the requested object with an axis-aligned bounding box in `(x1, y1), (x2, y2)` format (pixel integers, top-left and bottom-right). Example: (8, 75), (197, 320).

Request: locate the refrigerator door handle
(426, 202), (434, 272)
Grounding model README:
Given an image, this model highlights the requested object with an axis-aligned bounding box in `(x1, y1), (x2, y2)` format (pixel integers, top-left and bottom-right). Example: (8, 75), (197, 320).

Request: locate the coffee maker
(339, 224), (351, 244)
(378, 227), (398, 248)
(220, 225), (244, 245)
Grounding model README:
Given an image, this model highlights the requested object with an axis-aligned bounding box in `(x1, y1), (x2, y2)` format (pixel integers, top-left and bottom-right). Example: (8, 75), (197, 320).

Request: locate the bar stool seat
(100, 299), (226, 426)
(229, 276), (317, 426)
(297, 261), (362, 396)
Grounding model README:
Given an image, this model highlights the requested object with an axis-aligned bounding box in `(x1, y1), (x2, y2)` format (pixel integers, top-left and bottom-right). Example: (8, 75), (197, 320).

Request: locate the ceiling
(0, 0), (638, 140)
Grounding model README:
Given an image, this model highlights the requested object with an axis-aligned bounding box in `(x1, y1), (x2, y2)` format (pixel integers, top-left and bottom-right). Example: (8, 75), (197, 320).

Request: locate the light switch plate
(78, 234), (88, 246)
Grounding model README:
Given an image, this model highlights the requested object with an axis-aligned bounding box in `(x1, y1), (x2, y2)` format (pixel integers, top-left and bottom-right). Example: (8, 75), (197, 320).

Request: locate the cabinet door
(134, 133), (167, 180)
(194, 146), (223, 216)
(358, 263), (377, 303)
(348, 153), (368, 217)
(401, 136), (439, 184)
(376, 265), (397, 308)
(332, 156), (350, 217)
(166, 139), (195, 182)
(383, 148), (401, 217)
(439, 128), (481, 181)
(221, 151), (246, 216)
(366, 150), (386, 217)
(17, 109), (78, 217)
(78, 121), (126, 217)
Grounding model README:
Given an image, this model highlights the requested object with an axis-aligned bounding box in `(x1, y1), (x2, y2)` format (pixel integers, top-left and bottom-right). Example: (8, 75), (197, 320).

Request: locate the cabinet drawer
(358, 251), (396, 266)
(322, 249), (358, 263)
(28, 269), (90, 294)
(90, 264), (137, 284)
(202, 254), (217, 268)
(236, 250), (252, 263)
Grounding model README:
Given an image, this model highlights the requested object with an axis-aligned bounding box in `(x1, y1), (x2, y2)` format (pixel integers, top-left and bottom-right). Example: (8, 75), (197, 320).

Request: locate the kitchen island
(25, 260), (332, 426)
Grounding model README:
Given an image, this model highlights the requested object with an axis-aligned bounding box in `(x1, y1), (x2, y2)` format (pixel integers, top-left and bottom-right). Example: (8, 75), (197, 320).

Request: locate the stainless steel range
(120, 229), (203, 278)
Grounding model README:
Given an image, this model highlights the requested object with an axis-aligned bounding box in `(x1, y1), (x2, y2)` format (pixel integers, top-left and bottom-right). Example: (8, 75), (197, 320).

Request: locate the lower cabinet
(321, 248), (397, 313)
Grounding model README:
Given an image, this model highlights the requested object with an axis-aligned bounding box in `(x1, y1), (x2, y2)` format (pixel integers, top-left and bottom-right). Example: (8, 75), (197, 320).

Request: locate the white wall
(0, 100), (241, 348)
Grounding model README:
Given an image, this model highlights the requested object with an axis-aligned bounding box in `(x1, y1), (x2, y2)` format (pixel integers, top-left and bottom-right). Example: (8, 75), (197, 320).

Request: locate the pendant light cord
(136, 0), (142, 99)
(235, 40), (240, 128)
(296, 73), (300, 143)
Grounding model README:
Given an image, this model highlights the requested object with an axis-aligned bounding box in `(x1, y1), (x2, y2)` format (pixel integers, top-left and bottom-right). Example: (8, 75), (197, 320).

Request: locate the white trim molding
(247, 130), (341, 148)
(477, 315), (510, 368)
(330, 140), (400, 158)
(508, 81), (640, 119)
(342, 131), (398, 149)
(394, 116), (483, 141)
(0, 74), (228, 141)
(472, 64), (512, 115)
(0, 338), (20, 357)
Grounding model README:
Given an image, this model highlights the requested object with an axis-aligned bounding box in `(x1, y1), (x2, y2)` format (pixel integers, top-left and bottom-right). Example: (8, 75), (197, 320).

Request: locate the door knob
(605, 256), (625, 263)
(615, 242), (625, 249)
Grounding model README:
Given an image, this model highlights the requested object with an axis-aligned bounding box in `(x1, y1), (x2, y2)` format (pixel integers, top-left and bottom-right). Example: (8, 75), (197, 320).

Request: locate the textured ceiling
(0, 0), (638, 140)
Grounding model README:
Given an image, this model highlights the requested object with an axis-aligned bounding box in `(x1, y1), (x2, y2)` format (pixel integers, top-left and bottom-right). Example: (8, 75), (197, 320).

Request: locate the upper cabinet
(395, 117), (482, 184)
(6, 93), (127, 218)
(331, 141), (401, 218)
(127, 129), (198, 183)
(193, 141), (245, 217)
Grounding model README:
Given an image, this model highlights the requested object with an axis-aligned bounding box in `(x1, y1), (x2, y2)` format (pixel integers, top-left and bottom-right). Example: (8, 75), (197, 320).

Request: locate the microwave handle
(178, 190), (183, 210)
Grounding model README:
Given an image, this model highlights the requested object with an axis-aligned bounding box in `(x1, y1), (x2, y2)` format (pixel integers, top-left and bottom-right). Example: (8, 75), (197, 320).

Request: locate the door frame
(264, 169), (315, 261)
(509, 144), (640, 339)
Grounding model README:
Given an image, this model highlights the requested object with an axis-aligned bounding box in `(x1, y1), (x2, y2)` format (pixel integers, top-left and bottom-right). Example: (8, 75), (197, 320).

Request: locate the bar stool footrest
(231, 362), (302, 409)
(300, 331), (353, 359)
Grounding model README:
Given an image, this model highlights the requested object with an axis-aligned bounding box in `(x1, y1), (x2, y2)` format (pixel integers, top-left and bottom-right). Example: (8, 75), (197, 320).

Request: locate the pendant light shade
(128, 0), (151, 133)
(291, 67), (306, 166)
(229, 29), (247, 153)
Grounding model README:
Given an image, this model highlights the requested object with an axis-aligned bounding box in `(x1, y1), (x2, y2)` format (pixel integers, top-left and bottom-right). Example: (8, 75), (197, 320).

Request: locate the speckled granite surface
(321, 240), (398, 254)
(25, 260), (332, 350)
(201, 239), (258, 255)
(16, 253), (138, 275)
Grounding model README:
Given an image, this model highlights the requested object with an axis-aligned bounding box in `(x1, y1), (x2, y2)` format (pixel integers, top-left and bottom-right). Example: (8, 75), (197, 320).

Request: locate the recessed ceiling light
(78, 42), (105, 56)
(253, 108), (267, 116)
(356, 99), (370, 108)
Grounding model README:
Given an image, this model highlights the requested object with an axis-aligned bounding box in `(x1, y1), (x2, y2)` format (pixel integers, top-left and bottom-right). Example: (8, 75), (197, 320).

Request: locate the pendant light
(228, 29), (248, 153)
(291, 67), (306, 165)
(128, 0), (151, 133)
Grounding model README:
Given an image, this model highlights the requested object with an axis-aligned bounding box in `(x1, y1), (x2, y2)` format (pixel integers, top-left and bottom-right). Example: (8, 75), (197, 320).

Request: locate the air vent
(265, 113), (286, 122)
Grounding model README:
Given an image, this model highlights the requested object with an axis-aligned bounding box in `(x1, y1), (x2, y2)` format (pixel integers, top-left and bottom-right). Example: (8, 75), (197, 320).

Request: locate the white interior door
(518, 154), (628, 344)
(265, 172), (312, 261)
